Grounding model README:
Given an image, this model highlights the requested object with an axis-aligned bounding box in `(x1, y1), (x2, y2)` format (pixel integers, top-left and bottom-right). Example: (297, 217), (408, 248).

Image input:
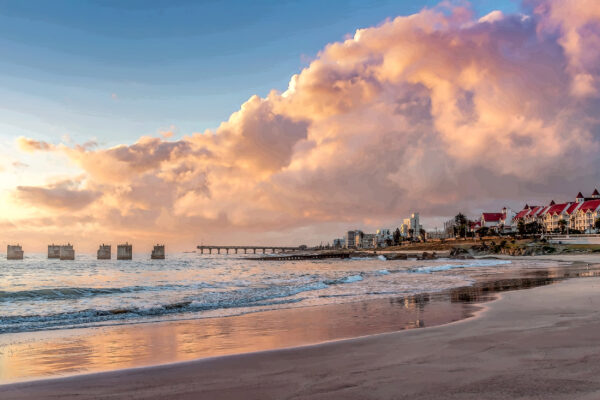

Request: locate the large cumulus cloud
(9, 0), (600, 249)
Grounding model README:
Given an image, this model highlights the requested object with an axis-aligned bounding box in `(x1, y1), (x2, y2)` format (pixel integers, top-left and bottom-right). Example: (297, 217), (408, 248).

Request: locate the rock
(384, 253), (408, 260)
(421, 251), (437, 260)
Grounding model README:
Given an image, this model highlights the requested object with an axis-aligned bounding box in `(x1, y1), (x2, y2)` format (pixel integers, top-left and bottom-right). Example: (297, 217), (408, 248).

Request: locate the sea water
(0, 253), (514, 334)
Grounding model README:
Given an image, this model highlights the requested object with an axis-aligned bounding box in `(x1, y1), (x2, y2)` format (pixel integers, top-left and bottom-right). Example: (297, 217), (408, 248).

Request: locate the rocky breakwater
(383, 251), (438, 260)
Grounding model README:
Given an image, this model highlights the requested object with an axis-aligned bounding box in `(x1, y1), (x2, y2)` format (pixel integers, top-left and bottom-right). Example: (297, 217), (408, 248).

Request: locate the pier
(197, 245), (302, 255)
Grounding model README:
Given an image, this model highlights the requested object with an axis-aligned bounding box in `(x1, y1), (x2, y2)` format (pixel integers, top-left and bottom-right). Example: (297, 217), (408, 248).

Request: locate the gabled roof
(577, 199), (600, 213)
(482, 212), (503, 222)
(536, 205), (552, 217)
(593, 189), (600, 196)
(565, 203), (581, 215)
(514, 208), (530, 220)
(549, 200), (556, 206)
(576, 192), (584, 199)
(545, 202), (570, 215)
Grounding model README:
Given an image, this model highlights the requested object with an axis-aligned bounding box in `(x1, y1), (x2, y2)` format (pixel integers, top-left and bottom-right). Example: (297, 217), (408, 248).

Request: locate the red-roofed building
(480, 207), (515, 232)
(541, 202), (572, 232)
(573, 199), (600, 232)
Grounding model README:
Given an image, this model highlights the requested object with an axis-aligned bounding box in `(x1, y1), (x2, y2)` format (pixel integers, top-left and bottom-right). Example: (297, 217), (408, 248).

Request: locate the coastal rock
(384, 253), (408, 260)
(421, 252), (437, 260)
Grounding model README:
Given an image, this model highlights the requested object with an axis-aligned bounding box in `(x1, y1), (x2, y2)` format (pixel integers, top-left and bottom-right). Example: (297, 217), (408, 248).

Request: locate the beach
(3, 270), (600, 399)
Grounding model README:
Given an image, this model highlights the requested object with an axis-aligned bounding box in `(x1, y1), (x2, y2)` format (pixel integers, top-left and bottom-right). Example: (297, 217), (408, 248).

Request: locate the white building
(375, 229), (393, 247)
(401, 213), (422, 239)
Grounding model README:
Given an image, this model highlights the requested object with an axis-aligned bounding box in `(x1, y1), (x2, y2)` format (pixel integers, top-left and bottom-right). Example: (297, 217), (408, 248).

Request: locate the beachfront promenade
(197, 245), (302, 254)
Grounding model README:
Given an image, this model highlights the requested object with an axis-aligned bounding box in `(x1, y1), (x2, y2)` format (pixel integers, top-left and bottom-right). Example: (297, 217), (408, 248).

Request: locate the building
(401, 213), (422, 239)
(345, 231), (356, 249)
(353, 230), (364, 248)
(361, 233), (376, 249)
(512, 189), (600, 233)
(332, 238), (345, 249)
(375, 229), (393, 247)
(572, 199), (600, 232)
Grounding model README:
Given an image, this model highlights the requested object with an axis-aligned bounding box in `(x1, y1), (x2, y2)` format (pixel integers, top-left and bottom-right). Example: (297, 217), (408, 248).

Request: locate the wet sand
(3, 276), (600, 399)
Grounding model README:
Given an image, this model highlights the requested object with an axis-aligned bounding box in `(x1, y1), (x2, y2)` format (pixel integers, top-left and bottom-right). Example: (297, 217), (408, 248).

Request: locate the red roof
(545, 203), (570, 215)
(577, 199), (600, 213)
(482, 212), (503, 222)
(576, 192), (584, 199)
(565, 203), (580, 215)
(535, 205), (550, 217)
(515, 208), (530, 219)
(594, 189), (600, 196)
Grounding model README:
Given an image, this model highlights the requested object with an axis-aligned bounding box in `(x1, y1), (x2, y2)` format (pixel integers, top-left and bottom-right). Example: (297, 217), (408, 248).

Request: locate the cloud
(9, 0), (600, 248)
(16, 137), (55, 152)
(16, 179), (101, 211)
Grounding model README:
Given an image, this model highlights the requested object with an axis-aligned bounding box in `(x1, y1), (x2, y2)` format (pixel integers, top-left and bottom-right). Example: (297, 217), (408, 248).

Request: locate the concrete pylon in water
(60, 244), (75, 260)
(97, 244), (111, 260)
(7, 245), (24, 260)
(48, 244), (60, 259)
(151, 245), (165, 260)
(117, 243), (133, 260)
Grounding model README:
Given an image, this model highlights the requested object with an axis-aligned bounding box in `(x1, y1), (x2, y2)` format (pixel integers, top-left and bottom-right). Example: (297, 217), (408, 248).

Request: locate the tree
(454, 213), (468, 238)
(419, 228), (426, 241)
(517, 220), (525, 235)
(408, 228), (414, 240)
(558, 219), (567, 234)
(393, 228), (401, 246)
(477, 226), (490, 238)
(525, 221), (541, 235)
(595, 217), (600, 232)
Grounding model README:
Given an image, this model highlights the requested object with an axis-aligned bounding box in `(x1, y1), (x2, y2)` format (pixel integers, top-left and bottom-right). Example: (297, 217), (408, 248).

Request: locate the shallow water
(0, 253), (512, 334)
(1, 254), (596, 383)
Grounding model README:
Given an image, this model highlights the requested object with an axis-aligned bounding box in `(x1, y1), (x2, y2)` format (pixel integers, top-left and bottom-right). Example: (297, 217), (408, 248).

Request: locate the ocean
(0, 253), (514, 334)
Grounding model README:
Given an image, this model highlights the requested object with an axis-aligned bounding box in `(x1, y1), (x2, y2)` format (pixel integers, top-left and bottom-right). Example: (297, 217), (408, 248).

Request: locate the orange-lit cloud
(6, 0), (600, 250)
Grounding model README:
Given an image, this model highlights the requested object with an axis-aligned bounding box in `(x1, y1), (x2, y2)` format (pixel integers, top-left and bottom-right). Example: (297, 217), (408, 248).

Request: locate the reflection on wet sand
(2, 262), (600, 383)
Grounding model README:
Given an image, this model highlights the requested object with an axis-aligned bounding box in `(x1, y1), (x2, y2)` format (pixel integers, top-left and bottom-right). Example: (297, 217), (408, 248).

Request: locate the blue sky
(0, 0), (519, 146)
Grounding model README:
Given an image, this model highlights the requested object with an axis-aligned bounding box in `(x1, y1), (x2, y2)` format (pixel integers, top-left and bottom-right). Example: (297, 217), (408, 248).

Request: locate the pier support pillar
(217, 248), (220, 254)
(226, 248), (229, 254)
(253, 249), (256, 254)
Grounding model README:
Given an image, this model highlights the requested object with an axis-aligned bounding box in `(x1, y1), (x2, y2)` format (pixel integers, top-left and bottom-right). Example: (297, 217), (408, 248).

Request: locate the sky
(2, 0), (600, 252)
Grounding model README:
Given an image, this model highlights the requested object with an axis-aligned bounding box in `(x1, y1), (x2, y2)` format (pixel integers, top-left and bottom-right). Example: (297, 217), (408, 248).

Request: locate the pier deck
(197, 245), (302, 255)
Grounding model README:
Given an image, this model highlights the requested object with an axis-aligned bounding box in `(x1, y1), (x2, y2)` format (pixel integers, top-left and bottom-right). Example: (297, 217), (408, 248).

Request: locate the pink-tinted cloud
(9, 0), (600, 249)
(16, 179), (101, 211)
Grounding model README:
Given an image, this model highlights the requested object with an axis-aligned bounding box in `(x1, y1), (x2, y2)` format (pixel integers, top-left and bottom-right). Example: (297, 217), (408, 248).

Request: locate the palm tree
(558, 219), (567, 234)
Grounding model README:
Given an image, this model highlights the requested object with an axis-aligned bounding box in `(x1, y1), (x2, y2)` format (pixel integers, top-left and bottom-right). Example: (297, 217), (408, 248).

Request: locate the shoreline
(0, 257), (594, 384)
(3, 275), (600, 398)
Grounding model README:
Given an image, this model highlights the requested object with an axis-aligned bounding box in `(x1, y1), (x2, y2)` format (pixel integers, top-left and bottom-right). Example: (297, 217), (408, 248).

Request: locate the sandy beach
(3, 274), (600, 399)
